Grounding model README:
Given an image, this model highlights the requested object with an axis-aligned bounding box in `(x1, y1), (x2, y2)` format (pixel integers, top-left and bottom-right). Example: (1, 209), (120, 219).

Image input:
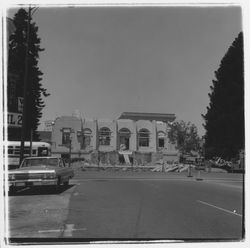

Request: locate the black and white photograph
(1, 0), (247, 246)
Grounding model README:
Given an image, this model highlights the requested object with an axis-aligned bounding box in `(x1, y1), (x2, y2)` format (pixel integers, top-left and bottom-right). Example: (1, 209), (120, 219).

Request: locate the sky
(7, 5), (242, 136)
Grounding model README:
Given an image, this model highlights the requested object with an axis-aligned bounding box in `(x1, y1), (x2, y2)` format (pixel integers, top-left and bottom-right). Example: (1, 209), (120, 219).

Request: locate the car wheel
(63, 178), (69, 186)
(54, 178), (61, 193)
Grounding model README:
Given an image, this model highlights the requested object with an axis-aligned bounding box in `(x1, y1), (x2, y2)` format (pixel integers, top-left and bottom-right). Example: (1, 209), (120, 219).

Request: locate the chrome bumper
(9, 179), (57, 187)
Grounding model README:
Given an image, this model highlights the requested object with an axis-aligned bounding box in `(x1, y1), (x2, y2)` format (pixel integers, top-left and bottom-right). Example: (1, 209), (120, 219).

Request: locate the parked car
(8, 157), (74, 191)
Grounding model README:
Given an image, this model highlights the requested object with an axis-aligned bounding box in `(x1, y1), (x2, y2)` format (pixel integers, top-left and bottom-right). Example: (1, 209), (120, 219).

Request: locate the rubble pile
(209, 157), (233, 172)
(151, 160), (194, 173)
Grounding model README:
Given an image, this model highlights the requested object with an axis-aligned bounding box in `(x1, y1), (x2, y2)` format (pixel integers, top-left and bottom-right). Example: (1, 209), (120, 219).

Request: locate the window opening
(82, 129), (92, 149)
(119, 128), (130, 150)
(158, 132), (165, 149)
(62, 128), (71, 145)
(99, 127), (111, 146)
(138, 129), (150, 147)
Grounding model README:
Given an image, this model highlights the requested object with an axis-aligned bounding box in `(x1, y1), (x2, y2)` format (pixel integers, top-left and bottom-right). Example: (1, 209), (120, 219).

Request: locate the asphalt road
(7, 170), (244, 242)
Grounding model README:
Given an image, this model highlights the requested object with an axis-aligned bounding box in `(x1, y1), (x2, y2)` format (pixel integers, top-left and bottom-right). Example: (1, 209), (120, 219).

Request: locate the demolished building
(51, 112), (179, 165)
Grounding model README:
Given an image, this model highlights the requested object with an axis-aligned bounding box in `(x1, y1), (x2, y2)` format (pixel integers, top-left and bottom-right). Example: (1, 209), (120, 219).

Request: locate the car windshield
(21, 158), (58, 167)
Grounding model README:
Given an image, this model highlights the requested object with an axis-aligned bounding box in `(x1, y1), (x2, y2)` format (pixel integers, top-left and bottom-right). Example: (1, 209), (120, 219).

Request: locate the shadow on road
(8, 184), (75, 196)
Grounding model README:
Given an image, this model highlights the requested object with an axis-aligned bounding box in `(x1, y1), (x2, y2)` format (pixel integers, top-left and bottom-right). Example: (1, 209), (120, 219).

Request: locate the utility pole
(69, 137), (72, 167)
(19, 7), (31, 165)
(68, 128), (74, 167)
(29, 128), (33, 156)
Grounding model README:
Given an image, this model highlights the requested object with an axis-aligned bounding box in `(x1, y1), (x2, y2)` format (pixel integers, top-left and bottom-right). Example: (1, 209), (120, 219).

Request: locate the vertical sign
(8, 112), (22, 127)
(18, 97), (24, 113)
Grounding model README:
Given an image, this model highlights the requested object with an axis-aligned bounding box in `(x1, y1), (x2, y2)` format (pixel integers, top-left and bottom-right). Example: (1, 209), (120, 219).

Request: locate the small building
(51, 112), (179, 164)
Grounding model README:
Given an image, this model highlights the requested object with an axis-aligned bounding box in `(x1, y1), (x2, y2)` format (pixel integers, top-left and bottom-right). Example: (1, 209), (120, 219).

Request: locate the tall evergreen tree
(8, 8), (49, 140)
(202, 32), (244, 159)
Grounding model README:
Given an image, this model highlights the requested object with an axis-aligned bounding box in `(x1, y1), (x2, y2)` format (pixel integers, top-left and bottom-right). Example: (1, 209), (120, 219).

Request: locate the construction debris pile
(151, 160), (195, 172)
(71, 151), (244, 174)
(209, 157), (243, 173)
(74, 158), (197, 173)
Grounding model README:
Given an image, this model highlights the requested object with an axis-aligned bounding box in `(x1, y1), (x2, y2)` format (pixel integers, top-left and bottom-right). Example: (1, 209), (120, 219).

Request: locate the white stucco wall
(51, 116), (82, 154)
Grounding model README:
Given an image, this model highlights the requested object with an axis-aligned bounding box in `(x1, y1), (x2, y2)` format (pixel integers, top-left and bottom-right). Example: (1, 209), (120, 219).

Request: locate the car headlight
(43, 173), (56, 179)
(8, 174), (15, 180)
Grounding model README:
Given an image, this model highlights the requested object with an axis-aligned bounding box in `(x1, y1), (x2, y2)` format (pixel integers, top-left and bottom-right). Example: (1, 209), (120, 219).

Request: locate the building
(51, 112), (179, 165)
(7, 18), (16, 39)
(6, 18), (22, 140)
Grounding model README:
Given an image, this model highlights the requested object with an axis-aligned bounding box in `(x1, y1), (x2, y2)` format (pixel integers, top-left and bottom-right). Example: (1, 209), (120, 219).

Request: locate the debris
(151, 165), (162, 172)
(179, 164), (189, 172)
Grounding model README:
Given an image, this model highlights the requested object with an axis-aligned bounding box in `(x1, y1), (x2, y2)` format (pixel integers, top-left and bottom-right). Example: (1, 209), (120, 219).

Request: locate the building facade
(51, 112), (179, 164)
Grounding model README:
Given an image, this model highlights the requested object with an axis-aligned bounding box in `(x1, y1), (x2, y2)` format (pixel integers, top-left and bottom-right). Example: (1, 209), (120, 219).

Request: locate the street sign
(18, 97), (24, 112)
(8, 112), (22, 127)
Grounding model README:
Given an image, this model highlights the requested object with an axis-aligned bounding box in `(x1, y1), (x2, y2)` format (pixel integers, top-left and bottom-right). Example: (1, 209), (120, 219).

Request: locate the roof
(118, 112), (176, 122)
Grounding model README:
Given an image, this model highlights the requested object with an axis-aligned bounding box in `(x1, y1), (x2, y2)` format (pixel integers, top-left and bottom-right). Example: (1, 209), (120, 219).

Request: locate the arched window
(158, 131), (166, 149)
(138, 129), (150, 147)
(82, 128), (92, 149)
(99, 127), (111, 146)
(119, 128), (131, 150)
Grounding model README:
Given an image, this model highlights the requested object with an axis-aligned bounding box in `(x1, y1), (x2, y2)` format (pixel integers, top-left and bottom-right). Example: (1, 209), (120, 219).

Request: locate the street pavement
(7, 170), (244, 242)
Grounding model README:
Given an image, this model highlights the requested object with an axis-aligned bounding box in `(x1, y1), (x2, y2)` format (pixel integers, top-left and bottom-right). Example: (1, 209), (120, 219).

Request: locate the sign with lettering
(8, 112), (22, 127)
(18, 97), (24, 112)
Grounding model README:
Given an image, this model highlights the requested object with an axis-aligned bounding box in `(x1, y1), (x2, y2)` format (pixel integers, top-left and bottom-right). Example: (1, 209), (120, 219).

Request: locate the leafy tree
(202, 32), (244, 160)
(8, 8), (49, 140)
(168, 120), (201, 154)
